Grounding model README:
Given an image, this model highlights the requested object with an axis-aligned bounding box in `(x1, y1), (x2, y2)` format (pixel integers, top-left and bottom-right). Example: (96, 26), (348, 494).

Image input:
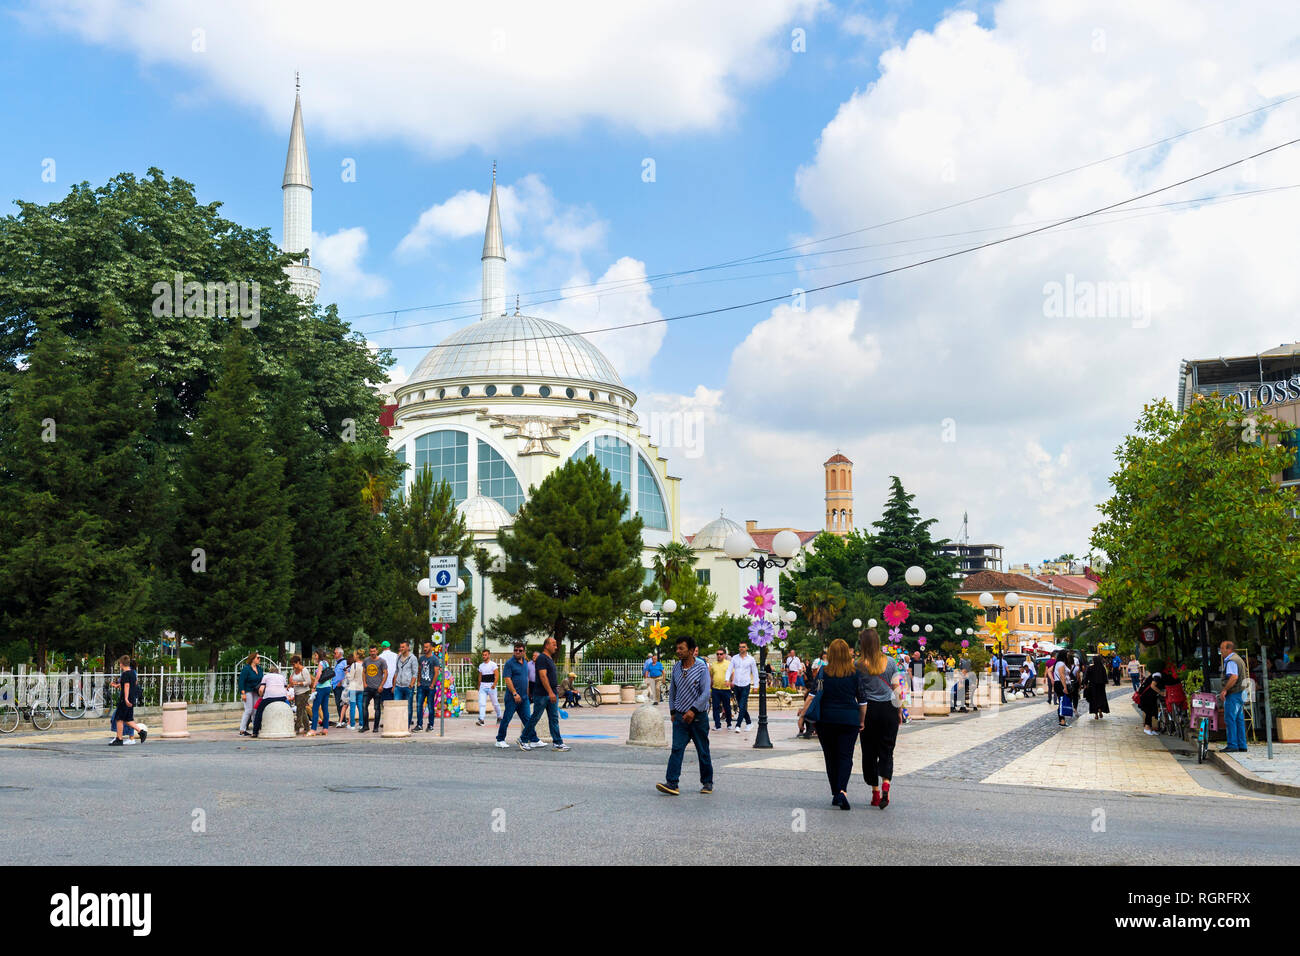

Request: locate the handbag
(1058, 694), (1074, 719)
(804, 684), (824, 723)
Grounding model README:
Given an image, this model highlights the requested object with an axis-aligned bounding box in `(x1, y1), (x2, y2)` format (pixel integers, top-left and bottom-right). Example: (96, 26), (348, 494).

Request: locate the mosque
(278, 87), (826, 651)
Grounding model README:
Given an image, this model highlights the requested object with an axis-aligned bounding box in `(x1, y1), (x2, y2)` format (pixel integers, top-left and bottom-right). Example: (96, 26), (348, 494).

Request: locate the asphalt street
(2, 730), (1296, 865)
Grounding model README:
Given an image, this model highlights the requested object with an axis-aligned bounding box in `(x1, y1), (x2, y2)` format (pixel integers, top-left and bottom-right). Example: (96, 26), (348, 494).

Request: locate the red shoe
(870, 790), (881, 807)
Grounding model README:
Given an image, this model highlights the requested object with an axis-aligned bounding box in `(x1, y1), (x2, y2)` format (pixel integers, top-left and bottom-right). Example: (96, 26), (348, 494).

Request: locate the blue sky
(4, 1), (1298, 563)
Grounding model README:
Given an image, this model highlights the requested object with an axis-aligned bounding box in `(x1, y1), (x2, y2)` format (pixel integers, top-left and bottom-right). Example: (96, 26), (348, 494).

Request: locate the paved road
(2, 723), (1295, 865)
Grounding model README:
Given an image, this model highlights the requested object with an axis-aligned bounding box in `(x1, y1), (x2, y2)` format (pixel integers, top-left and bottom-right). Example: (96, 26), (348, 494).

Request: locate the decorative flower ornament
(888, 626), (902, 643)
(743, 583), (775, 618)
(961, 639), (970, 648)
(918, 636), (927, 646)
(883, 601), (910, 627)
(748, 619), (776, 646)
(649, 623), (670, 645)
(987, 617), (1009, 640)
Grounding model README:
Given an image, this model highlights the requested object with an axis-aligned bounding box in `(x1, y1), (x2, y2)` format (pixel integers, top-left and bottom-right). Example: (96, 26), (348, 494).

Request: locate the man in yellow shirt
(709, 647), (733, 730)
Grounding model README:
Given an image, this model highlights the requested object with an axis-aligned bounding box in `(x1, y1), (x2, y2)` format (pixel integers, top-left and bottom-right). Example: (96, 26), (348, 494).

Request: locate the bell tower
(824, 452), (853, 535)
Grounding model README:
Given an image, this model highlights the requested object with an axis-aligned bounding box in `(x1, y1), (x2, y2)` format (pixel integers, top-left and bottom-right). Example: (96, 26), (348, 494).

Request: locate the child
(108, 655), (147, 746)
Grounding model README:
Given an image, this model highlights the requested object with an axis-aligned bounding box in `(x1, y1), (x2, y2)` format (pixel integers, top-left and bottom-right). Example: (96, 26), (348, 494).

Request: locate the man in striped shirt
(656, 634), (714, 796)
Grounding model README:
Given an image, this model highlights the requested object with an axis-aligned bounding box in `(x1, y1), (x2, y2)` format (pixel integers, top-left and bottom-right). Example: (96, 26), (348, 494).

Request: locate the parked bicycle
(0, 697), (54, 733)
(581, 677), (601, 708)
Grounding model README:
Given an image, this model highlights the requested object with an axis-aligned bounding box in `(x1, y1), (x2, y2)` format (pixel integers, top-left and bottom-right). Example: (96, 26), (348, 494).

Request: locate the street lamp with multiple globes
(724, 528), (801, 749)
(978, 590), (1019, 702)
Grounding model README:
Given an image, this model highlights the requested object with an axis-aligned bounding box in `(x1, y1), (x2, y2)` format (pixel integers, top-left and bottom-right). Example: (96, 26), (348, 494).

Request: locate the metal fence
(0, 659), (652, 713)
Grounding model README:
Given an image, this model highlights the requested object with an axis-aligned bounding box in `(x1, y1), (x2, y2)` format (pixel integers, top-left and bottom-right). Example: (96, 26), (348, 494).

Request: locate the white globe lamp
(723, 530), (755, 561)
(867, 566), (888, 587)
(417, 578), (432, 596)
(772, 530), (801, 559)
(905, 565), (926, 587)
(662, 599), (678, 614)
(639, 599), (654, 615)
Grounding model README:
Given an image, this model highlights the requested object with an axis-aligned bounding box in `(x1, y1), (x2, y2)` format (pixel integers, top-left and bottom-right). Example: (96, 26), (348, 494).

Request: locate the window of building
(1284, 430), (1300, 482)
(539, 385), (551, 398)
(1037, 606), (1043, 625)
(573, 435), (632, 519)
(484, 385), (497, 397)
(414, 430), (468, 503)
(459, 386), (470, 398)
(392, 446), (406, 504)
(696, 568), (711, 586)
(566, 387), (575, 399)
(511, 385), (524, 397)
(1018, 604), (1025, 624)
(476, 440), (525, 515)
(635, 455), (669, 530)
(1055, 606), (1061, 623)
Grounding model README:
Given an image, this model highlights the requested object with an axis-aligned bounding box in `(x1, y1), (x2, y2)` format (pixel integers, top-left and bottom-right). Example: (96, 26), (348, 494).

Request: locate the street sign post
(433, 591), (457, 624)
(429, 556), (458, 590)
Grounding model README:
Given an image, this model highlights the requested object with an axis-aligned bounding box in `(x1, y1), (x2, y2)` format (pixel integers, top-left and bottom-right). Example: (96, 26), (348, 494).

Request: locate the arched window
(636, 455), (669, 530)
(414, 430), (468, 502)
(829, 471), (837, 490)
(391, 446), (406, 504)
(477, 440), (525, 515)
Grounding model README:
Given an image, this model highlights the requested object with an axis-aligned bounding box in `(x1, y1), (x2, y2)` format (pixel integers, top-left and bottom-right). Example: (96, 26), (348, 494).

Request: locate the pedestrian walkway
(983, 703), (1258, 799)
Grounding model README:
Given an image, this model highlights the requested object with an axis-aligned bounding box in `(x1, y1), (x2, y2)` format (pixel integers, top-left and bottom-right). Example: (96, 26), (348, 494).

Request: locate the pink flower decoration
(883, 601), (910, 627)
(748, 619), (775, 647)
(888, 627), (902, 643)
(743, 583), (775, 619)
(961, 639), (970, 648)
(918, 636), (927, 646)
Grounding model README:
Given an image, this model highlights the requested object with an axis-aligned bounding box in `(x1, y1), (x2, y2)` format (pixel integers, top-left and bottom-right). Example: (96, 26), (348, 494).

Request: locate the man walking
(643, 651), (664, 704)
(476, 649), (500, 727)
(108, 655), (148, 746)
(788, 651), (803, 690)
(392, 641), (418, 730)
(496, 642), (531, 749)
(358, 645), (387, 733)
(656, 635), (713, 796)
(521, 637), (568, 751)
(416, 641), (439, 731)
(708, 647), (732, 730)
(725, 642), (758, 733)
(1218, 640), (1248, 753)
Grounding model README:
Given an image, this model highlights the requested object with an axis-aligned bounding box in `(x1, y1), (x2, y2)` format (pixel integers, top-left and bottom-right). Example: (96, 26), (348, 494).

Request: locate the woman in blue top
(309, 650), (333, 735)
(857, 628), (903, 809)
(805, 638), (869, 810)
(238, 652), (264, 737)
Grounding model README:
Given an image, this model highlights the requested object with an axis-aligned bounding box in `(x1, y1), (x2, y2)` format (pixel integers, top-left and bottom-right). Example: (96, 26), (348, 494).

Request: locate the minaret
(282, 73), (320, 301)
(824, 452), (853, 535)
(481, 163), (506, 320)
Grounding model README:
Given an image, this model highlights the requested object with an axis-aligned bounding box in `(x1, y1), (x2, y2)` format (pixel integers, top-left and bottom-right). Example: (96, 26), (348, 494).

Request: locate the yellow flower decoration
(987, 617), (1008, 639)
(649, 623), (670, 645)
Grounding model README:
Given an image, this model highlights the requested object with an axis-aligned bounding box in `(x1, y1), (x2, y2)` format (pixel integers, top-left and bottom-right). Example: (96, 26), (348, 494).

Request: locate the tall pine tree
(172, 330), (292, 666)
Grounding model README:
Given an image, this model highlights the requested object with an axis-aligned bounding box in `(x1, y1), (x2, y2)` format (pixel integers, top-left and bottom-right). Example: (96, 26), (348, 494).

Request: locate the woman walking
(238, 651), (264, 737)
(1084, 654), (1110, 719)
(858, 628), (904, 810)
(804, 639), (867, 810)
(1052, 650), (1072, 727)
(346, 650), (365, 728)
(309, 650), (333, 735)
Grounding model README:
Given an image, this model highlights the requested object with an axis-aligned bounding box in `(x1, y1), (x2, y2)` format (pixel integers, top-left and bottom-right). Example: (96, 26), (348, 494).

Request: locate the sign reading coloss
(1221, 376), (1300, 410)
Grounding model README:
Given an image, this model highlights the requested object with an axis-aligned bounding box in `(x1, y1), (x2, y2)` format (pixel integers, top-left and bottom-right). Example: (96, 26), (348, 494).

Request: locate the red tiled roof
(748, 530), (820, 553)
(824, 453), (852, 465)
(1044, 575), (1099, 596)
(958, 570), (1071, 596)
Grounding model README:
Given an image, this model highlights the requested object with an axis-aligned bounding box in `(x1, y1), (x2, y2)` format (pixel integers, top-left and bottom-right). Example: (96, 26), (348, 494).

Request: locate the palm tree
(796, 576), (847, 638)
(652, 541), (696, 595)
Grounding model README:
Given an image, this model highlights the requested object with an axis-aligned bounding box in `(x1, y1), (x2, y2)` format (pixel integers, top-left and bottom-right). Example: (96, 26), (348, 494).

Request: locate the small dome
(456, 495), (513, 533)
(690, 514), (747, 551)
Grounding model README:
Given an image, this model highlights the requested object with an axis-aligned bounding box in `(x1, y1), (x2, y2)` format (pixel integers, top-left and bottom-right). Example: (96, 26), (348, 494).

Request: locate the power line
(360, 183), (1299, 337)
(379, 137), (1300, 352)
(345, 90), (1300, 327)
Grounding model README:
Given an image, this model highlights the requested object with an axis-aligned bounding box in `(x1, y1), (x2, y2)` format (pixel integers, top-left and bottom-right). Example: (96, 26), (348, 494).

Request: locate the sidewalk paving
(1213, 743), (1300, 797)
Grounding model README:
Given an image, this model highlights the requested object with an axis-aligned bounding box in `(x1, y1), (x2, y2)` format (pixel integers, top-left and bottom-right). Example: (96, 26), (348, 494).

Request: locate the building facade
(956, 570), (1098, 652)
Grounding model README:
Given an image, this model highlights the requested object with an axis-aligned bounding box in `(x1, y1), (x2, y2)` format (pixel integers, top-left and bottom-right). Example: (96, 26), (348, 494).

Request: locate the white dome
(456, 495), (513, 533)
(690, 514), (747, 551)
(407, 313), (624, 389)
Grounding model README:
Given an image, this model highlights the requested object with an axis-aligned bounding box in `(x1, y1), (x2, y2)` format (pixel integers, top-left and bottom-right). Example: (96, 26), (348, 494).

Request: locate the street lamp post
(978, 590), (1019, 703)
(638, 597), (677, 627)
(724, 529), (801, 749)
(867, 564), (926, 687)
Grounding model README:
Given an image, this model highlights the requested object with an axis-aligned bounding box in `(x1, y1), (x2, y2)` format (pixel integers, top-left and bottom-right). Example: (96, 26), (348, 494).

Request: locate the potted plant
(1271, 675), (1300, 743)
(598, 668), (620, 705)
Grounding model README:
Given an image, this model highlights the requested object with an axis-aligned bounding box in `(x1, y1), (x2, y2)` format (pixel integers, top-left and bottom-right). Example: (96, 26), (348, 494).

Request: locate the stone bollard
(259, 700), (295, 739)
(381, 698), (411, 738)
(627, 703), (666, 747)
(160, 700), (190, 738)
(620, 685), (637, 704)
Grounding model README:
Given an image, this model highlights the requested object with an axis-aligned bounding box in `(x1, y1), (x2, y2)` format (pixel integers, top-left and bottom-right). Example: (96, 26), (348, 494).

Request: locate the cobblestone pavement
(909, 708), (1063, 782)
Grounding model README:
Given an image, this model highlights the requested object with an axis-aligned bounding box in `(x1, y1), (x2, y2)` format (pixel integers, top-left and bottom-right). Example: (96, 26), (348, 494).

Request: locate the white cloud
(312, 227), (387, 298)
(37, 0), (823, 154)
(540, 257), (666, 379)
(662, 0), (1300, 564)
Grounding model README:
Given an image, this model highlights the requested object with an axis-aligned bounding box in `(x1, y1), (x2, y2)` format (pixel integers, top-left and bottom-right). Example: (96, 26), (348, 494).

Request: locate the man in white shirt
(379, 642), (399, 701)
(251, 667), (289, 737)
(725, 642), (759, 734)
(476, 649), (500, 727)
(788, 653), (803, 689)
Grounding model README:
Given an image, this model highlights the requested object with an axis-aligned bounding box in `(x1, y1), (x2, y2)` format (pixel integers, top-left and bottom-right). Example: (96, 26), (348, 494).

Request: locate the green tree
(171, 331), (293, 666)
(490, 456), (647, 661)
(1091, 397), (1300, 657)
(792, 575), (846, 638)
(378, 466), (476, 650)
(651, 541), (696, 595)
(0, 315), (160, 666)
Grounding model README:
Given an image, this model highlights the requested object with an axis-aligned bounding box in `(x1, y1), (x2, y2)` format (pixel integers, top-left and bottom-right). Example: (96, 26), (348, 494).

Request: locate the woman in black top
(801, 638), (867, 810)
(796, 660), (820, 739)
